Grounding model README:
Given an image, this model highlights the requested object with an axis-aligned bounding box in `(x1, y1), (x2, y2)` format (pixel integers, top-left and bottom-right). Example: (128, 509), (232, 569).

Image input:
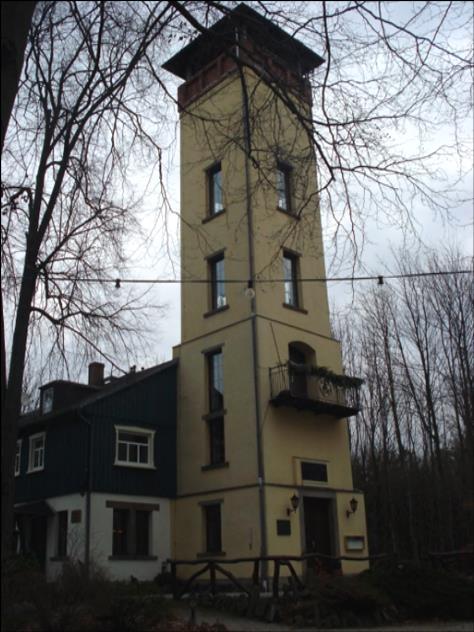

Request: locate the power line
(22, 269), (472, 287)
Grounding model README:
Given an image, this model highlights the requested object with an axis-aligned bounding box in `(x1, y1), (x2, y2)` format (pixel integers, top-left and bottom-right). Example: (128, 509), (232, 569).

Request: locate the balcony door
(289, 345), (307, 397)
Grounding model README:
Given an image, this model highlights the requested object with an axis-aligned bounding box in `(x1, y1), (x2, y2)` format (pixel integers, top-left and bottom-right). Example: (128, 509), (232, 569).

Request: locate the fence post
(209, 562), (216, 596)
(252, 559), (260, 591)
(171, 562), (177, 600)
(272, 559), (280, 600)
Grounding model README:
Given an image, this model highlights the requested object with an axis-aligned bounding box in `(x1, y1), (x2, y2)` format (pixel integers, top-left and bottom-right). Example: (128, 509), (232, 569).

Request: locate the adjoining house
(15, 4), (368, 583)
(14, 361), (177, 581)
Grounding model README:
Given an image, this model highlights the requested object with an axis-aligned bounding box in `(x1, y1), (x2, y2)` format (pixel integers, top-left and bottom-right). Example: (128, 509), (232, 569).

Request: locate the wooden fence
(168, 553), (390, 600)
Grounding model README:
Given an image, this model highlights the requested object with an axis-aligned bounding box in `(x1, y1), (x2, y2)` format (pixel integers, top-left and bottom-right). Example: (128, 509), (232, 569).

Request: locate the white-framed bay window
(114, 425), (155, 469)
(28, 432), (45, 473)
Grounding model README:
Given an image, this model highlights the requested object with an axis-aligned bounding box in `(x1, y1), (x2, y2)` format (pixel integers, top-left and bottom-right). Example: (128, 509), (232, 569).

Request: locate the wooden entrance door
(303, 497), (334, 573)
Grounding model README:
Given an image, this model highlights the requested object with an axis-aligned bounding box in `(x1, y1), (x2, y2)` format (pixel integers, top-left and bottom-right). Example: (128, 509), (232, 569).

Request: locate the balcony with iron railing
(269, 363), (362, 418)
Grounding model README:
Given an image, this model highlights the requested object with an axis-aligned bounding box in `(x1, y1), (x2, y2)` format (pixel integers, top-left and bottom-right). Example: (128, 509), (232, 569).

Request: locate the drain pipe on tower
(238, 55), (269, 584)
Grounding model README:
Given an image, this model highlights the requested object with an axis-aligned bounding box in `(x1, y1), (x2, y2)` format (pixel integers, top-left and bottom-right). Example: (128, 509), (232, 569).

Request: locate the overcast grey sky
(118, 1), (473, 370)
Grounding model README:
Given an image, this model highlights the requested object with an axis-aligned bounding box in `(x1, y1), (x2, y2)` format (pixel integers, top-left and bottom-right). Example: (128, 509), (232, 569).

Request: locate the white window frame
(15, 440), (22, 476)
(28, 432), (46, 473)
(114, 425), (156, 470)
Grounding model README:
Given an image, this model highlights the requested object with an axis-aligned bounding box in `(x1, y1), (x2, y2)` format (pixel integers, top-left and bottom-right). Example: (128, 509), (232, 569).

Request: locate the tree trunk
(1, 256), (37, 563)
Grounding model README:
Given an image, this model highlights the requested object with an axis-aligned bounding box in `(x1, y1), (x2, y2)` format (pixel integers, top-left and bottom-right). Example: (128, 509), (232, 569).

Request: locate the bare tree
(339, 248), (472, 556)
(192, 1), (473, 263)
(1, 0), (178, 564)
(1, 1), (37, 151)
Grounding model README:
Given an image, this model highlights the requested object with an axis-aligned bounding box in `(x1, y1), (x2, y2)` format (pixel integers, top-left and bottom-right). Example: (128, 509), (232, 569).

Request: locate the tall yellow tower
(165, 4), (368, 579)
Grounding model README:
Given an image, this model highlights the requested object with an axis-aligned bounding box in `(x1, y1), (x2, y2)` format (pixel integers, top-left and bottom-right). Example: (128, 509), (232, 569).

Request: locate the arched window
(288, 341), (315, 366)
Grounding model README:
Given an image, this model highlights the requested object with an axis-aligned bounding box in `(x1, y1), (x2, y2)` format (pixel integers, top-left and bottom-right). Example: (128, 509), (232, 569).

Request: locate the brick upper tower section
(162, 4), (324, 109)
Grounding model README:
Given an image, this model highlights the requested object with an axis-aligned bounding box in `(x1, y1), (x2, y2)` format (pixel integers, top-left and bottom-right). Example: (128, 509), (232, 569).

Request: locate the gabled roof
(163, 3), (324, 80)
(18, 359), (178, 430)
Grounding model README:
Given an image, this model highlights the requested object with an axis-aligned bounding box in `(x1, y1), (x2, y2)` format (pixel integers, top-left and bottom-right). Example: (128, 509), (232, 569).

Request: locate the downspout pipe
(79, 410), (92, 579)
(238, 57), (268, 582)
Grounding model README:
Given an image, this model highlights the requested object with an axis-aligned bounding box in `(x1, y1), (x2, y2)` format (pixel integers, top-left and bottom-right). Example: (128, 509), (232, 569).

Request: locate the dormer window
(42, 387), (54, 414)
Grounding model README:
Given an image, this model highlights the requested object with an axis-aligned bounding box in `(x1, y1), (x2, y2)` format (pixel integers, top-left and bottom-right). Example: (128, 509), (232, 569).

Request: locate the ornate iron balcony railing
(269, 363), (362, 418)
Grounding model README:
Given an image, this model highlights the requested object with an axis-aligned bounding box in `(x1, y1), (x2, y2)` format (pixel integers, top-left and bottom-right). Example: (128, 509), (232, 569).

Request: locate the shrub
(367, 559), (473, 620)
(108, 594), (172, 631)
(53, 559), (112, 608)
(1, 555), (54, 631)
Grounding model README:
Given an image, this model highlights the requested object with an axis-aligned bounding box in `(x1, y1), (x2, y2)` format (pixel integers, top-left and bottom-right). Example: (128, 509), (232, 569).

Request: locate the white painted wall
(44, 492), (171, 582)
(44, 493), (86, 580)
(90, 492), (171, 581)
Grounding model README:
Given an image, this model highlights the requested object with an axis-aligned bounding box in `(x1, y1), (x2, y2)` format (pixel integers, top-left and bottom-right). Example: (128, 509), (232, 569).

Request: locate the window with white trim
(114, 426), (155, 469)
(15, 440), (22, 476)
(28, 433), (45, 472)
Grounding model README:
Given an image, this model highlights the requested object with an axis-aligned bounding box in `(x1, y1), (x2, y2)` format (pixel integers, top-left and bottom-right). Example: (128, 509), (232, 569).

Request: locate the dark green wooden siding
(87, 364), (177, 497)
(15, 363), (177, 503)
(15, 415), (87, 503)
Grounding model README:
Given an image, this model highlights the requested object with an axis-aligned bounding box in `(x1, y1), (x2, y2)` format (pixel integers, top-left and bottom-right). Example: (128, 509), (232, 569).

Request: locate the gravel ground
(171, 604), (473, 632)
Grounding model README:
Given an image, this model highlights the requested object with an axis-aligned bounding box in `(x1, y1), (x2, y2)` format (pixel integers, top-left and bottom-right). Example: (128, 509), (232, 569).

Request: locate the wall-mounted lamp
(346, 497), (358, 518)
(287, 493), (300, 516)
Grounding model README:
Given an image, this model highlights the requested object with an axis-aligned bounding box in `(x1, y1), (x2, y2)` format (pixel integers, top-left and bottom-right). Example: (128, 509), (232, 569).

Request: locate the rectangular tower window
(208, 162), (224, 216)
(301, 461), (328, 483)
(209, 254), (226, 310)
(208, 417), (225, 465)
(204, 504), (222, 553)
(208, 350), (224, 411)
(283, 251), (299, 307)
(57, 511), (68, 557)
(276, 162), (292, 213)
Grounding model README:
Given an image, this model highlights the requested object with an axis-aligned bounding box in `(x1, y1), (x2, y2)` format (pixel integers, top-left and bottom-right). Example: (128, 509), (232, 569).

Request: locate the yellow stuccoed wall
(172, 66), (368, 578)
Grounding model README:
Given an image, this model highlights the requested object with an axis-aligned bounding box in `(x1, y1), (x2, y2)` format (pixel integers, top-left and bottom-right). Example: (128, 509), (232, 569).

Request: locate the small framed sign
(276, 520), (291, 536)
(345, 536), (365, 552)
(71, 509), (82, 524)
